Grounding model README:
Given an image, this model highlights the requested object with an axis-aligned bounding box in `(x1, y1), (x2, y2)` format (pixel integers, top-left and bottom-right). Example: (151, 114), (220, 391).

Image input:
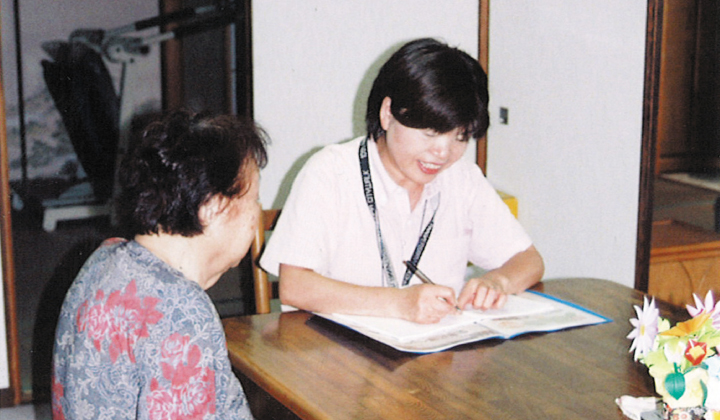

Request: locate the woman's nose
(430, 137), (452, 159)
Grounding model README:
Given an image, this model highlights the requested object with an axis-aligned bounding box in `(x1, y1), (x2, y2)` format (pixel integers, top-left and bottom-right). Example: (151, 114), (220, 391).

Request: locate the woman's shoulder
(70, 237), (129, 281)
(441, 155), (489, 188)
(72, 240), (198, 297)
(303, 136), (363, 175)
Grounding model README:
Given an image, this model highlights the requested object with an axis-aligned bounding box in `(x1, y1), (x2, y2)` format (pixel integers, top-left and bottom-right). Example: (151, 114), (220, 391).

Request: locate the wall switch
(499, 107), (509, 124)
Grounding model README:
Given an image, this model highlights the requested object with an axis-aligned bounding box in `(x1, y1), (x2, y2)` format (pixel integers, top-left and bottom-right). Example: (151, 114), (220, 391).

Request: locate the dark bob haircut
(116, 109), (268, 237)
(366, 38), (489, 142)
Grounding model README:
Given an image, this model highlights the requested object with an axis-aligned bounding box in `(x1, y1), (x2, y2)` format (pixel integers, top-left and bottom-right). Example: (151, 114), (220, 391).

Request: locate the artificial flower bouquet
(627, 292), (720, 419)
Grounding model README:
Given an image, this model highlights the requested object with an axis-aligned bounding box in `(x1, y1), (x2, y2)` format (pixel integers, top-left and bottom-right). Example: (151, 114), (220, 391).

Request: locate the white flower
(707, 378), (720, 411)
(707, 357), (720, 410)
(628, 296), (659, 361)
(687, 291), (720, 329)
(707, 355), (720, 381)
(663, 339), (686, 366)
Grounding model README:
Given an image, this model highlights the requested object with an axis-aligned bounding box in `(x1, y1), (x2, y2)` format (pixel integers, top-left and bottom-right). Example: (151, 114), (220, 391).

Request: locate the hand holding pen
(403, 261), (462, 313)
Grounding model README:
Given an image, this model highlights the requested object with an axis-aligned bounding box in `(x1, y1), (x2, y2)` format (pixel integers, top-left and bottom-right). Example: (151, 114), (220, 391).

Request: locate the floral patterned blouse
(52, 238), (254, 420)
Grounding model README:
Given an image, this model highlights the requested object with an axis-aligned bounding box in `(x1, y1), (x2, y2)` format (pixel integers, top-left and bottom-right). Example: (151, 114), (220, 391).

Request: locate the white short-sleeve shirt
(260, 137), (533, 293)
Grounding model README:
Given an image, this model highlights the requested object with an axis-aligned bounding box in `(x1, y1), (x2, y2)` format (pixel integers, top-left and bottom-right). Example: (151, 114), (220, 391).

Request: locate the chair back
(251, 209), (281, 314)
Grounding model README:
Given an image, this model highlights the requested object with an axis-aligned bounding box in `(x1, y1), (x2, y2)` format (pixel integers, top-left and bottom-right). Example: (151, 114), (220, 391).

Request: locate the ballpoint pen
(403, 260), (462, 312)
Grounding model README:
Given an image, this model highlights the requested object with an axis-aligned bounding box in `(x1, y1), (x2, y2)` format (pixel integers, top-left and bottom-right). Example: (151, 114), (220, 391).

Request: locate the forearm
(278, 263), (404, 317)
(483, 245), (544, 294)
(278, 264), (460, 323)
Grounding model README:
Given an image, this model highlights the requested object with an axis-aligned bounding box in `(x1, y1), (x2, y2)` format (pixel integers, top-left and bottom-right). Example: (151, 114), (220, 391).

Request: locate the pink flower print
(77, 280), (163, 363)
(174, 364), (216, 419)
(85, 304), (114, 353)
(51, 376), (66, 420)
(148, 335), (216, 419)
(160, 333), (192, 372)
(148, 378), (176, 420)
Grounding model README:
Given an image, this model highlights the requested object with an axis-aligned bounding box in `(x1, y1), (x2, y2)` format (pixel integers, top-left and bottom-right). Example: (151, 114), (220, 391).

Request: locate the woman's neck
(375, 137), (424, 210)
(135, 233), (219, 289)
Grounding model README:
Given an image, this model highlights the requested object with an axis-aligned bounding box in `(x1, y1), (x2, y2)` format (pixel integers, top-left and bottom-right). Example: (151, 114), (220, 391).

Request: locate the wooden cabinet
(649, 219), (720, 306)
(655, 0), (720, 174)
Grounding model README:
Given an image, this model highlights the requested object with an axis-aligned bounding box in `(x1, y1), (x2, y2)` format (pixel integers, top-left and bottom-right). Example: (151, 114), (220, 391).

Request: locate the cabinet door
(656, 0), (698, 174)
(656, 0), (720, 174)
(649, 220), (720, 306)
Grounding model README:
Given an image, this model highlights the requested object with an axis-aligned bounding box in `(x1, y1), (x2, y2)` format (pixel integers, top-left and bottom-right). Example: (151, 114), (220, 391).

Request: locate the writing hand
(400, 284), (460, 324)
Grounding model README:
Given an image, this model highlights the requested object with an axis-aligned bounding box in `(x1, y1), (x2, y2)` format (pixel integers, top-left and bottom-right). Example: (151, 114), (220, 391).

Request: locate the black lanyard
(359, 137), (437, 288)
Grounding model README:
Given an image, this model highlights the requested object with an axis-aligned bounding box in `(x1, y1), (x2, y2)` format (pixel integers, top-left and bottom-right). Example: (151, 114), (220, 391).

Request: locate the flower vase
(662, 404), (706, 420)
(654, 368), (709, 418)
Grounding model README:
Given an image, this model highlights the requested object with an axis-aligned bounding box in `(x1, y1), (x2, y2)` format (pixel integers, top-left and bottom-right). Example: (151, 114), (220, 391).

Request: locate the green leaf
(665, 372), (686, 400)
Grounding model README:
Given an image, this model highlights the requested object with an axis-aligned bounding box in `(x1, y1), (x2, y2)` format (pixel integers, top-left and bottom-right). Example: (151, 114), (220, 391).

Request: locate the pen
(403, 260), (462, 312)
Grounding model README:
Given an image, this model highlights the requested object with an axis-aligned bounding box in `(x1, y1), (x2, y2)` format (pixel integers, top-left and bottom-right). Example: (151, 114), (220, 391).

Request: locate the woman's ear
(198, 195), (229, 228)
(379, 96), (393, 131)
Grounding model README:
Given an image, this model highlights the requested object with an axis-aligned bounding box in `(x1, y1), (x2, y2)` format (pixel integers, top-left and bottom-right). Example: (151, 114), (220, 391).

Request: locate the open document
(315, 291), (611, 353)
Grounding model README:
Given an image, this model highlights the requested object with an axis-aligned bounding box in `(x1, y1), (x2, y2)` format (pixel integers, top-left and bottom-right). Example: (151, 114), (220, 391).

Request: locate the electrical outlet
(499, 107), (509, 125)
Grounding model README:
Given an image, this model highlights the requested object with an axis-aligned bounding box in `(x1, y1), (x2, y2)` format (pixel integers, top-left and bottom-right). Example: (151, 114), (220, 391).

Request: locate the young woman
(261, 38), (543, 324)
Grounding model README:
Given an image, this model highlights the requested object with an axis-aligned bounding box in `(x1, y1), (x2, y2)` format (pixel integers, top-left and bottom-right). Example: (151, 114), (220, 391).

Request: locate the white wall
(486, 1), (647, 287)
(253, 0), (479, 208)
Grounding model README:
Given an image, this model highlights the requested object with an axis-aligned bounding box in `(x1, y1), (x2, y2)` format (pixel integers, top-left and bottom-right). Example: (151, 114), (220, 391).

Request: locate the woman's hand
(458, 245), (544, 310)
(398, 284), (460, 324)
(458, 275), (508, 310)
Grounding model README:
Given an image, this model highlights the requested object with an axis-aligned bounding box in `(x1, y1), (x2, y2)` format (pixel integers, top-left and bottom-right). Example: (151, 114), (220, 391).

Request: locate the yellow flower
(705, 411), (720, 420)
(685, 340), (709, 366)
(660, 313), (711, 338)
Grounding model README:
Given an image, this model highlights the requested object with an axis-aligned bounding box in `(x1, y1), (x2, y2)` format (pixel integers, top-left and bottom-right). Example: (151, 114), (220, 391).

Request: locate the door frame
(0, 3), (22, 404)
(476, 0), (489, 173)
(635, 0), (664, 292)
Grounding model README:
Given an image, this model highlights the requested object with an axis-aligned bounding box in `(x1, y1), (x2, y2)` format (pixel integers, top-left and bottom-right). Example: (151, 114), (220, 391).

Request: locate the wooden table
(223, 278), (685, 420)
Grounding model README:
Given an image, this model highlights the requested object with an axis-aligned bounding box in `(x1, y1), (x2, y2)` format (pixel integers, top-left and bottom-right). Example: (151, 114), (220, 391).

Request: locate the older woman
(261, 38), (544, 324)
(52, 110), (267, 419)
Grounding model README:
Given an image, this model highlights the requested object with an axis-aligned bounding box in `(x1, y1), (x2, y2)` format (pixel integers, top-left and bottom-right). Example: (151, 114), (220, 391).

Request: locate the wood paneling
(649, 219), (720, 306)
